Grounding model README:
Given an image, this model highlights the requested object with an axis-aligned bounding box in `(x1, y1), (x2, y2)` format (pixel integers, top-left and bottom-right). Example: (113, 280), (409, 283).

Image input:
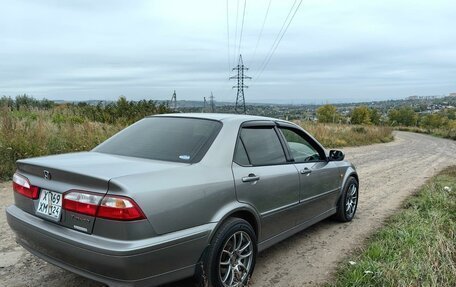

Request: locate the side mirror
(329, 150), (345, 161)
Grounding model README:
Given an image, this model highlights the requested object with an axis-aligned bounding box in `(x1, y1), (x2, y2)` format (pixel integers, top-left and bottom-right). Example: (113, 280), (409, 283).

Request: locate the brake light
(97, 195), (146, 221)
(13, 173), (39, 199)
(62, 191), (145, 221)
(63, 191), (103, 216)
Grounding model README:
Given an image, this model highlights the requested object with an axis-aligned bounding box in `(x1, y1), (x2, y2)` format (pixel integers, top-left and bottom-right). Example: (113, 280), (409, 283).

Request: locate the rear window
(93, 117), (222, 163)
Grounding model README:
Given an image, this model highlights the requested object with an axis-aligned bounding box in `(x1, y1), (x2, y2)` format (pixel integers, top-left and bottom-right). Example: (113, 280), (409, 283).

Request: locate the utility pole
(170, 90), (177, 110)
(230, 54), (251, 114)
(209, 91), (215, 113)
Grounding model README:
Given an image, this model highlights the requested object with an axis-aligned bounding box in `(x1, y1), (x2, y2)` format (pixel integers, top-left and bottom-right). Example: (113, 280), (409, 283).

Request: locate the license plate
(36, 189), (62, 220)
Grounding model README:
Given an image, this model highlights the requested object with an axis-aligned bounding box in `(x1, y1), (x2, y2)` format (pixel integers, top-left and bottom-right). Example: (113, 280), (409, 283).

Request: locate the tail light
(63, 191), (103, 216)
(97, 195), (146, 220)
(13, 173), (39, 199)
(63, 191), (145, 221)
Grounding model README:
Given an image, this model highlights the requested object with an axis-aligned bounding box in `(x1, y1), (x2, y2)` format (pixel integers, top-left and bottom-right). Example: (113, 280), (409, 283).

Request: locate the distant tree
(316, 105), (340, 123)
(11, 94), (54, 110)
(0, 96), (14, 109)
(39, 98), (55, 109)
(350, 106), (371, 125)
(15, 94), (37, 109)
(388, 107), (418, 126)
(369, 108), (381, 125)
(420, 113), (448, 129)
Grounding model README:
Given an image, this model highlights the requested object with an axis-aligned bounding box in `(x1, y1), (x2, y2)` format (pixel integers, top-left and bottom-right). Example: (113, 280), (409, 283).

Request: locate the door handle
(242, 173), (260, 183)
(300, 168), (312, 175)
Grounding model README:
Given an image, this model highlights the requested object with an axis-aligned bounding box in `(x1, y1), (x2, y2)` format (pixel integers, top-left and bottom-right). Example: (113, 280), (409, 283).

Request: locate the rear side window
(240, 127), (286, 166)
(93, 117), (222, 163)
(233, 139), (250, 166)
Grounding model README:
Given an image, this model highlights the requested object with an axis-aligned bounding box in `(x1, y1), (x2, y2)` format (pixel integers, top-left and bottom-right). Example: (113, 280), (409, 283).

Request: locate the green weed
(328, 166), (456, 287)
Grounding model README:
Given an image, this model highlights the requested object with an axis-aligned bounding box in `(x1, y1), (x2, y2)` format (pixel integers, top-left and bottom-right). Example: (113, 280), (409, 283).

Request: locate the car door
(277, 124), (341, 224)
(231, 122), (300, 241)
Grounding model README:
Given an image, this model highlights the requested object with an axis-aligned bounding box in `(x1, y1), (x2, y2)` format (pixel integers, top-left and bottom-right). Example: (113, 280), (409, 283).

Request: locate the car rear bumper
(6, 205), (215, 287)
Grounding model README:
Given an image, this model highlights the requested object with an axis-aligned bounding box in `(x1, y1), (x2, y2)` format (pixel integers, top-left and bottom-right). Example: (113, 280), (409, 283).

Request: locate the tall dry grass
(0, 108), (123, 179)
(296, 121), (394, 148)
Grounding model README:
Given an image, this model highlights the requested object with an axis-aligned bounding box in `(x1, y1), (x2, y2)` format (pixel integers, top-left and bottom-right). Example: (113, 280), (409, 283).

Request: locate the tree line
(316, 104), (456, 130)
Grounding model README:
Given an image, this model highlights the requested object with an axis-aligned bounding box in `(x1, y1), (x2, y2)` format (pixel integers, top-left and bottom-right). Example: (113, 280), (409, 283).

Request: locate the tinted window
(240, 128), (286, 165)
(280, 128), (322, 162)
(93, 117), (222, 163)
(233, 139), (250, 166)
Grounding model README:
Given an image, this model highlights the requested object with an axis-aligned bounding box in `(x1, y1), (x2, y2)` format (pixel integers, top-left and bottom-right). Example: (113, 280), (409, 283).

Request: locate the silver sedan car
(6, 113), (358, 287)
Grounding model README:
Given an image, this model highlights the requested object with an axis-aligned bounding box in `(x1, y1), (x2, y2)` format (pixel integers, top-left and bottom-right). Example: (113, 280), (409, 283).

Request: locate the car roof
(152, 113), (280, 123)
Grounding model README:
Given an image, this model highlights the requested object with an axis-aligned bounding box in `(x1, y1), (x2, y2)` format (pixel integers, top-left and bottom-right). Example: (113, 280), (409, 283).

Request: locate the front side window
(240, 127), (286, 166)
(280, 128), (323, 162)
(93, 117), (222, 163)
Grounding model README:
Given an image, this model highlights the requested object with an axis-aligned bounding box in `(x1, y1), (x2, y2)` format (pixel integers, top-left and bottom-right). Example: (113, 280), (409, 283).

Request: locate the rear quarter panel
(108, 165), (237, 235)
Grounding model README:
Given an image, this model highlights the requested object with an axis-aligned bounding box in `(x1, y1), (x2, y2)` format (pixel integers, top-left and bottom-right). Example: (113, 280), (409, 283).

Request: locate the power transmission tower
(170, 90), (177, 110)
(203, 97), (207, 113)
(209, 91), (215, 113)
(230, 54), (251, 114)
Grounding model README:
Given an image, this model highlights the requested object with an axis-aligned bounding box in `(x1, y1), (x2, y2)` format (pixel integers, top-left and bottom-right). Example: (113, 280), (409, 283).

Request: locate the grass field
(328, 166), (456, 287)
(298, 121), (394, 148)
(0, 108), (123, 180)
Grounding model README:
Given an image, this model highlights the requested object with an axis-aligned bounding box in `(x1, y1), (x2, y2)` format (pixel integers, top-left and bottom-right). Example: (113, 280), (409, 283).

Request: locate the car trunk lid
(14, 151), (186, 234)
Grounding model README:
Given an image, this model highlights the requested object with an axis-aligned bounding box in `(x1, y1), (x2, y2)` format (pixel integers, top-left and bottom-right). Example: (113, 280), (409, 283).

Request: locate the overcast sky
(1, 0), (456, 104)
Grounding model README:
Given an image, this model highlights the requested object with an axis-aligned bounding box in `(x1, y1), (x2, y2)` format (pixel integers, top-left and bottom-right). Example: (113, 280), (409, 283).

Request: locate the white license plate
(37, 189), (62, 220)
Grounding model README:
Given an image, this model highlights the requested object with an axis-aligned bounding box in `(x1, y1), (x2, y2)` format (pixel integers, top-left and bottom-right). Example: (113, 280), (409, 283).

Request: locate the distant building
(449, 93), (456, 97)
(406, 96), (418, 100)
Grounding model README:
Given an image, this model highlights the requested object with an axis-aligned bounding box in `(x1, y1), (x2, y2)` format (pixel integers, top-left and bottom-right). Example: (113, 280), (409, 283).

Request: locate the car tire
(334, 176), (359, 222)
(197, 218), (257, 287)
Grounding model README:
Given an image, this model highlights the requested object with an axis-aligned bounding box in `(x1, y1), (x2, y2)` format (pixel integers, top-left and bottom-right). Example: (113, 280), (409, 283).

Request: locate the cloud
(1, 0), (455, 103)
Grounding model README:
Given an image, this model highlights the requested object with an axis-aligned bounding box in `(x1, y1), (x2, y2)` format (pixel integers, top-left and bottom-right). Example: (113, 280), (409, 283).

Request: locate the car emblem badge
(44, 170), (51, 180)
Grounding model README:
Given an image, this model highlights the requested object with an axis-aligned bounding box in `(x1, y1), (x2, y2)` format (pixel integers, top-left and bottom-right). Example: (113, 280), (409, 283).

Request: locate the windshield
(93, 117), (222, 163)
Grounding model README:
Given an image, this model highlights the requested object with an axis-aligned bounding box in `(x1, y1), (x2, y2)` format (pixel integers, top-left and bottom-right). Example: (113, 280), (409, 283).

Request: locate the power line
(255, 0), (298, 75)
(232, 0), (240, 67)
(255, 0), (299, 80)
(251, 0), (273, 69)
(255, 0), (303, 82)
(226, 0), (231, 75)
(257, 0), (303, 81)
(237, 0), (247, 57)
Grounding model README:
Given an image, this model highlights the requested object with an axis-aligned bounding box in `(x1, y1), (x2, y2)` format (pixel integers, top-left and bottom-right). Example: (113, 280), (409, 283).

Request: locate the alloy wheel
(345, 183), (358, 217)
(218, 231), (254, 287)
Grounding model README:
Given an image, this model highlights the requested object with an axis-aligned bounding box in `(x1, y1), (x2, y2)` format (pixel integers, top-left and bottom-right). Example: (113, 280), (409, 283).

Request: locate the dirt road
(1, 131), (455, 287)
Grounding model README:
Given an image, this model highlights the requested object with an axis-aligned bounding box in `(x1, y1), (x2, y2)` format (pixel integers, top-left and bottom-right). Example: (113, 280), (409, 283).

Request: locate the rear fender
(208, 202), (260, 243)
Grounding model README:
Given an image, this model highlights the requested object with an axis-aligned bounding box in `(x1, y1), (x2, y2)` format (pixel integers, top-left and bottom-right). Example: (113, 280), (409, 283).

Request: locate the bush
(317, 105), (341, 123)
